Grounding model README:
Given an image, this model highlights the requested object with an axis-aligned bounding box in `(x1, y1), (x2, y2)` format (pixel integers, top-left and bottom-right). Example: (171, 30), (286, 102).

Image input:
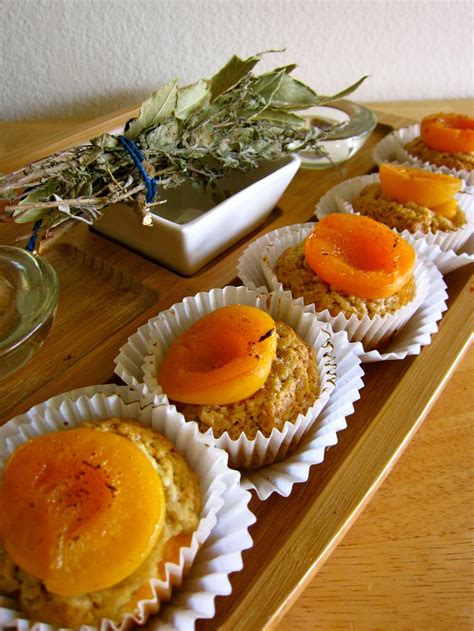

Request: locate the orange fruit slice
(0, 427), (165, 596)
(304, 214), (415, 300)
(420, 113), (474, 154)
(430, 199), (458, 219)
(379, 163), (462, 209)
(159, 305), (277, 405)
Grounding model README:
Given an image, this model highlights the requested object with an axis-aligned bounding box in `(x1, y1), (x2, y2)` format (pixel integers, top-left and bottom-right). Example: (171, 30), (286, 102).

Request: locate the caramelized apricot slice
(379, 163), (462, 208)
(304, 214), (415, 299)
(159, 305), (277, 405)
(0, 428), (165, 596)
(430, 199), (458, 219)
(420, 113), (474, 154)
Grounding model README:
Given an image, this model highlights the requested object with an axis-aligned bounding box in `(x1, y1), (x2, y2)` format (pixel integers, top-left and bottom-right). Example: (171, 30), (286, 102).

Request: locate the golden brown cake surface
(0, 418), (202, 628)
(175, 321), (319, 443)
(352, 183), (466, 233)
(274, 242), (416, 319)
(404, 137), (474, 172)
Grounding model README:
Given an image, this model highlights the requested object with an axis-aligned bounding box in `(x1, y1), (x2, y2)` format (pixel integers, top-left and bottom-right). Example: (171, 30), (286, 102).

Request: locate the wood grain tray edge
(1, 108), (472, 630)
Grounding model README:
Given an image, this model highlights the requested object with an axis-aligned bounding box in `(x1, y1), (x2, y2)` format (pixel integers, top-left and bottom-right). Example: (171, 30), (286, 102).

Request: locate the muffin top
(405, 137), (474, 172)
(271, 214), (417, 321)
(175, 320), (319, 443)
(275, 241), (416, 320)
(405, 113), (474, 172)
(353, 164), (466, 234)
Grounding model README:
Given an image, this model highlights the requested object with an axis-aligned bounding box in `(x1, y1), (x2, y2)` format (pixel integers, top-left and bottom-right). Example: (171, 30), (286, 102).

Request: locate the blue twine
(25, 219), (42, 252)
(118, 136), (157, 204)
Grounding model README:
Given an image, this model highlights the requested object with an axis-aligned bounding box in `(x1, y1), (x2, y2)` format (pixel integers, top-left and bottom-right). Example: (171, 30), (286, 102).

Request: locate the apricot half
(304, 214), (415, 300)
(420, 113), (474, 154)
(158, 305), (277, 405)
(429, 198), (458, 219)
(379, 163), (462, 209)
(0, 427), (165, 596)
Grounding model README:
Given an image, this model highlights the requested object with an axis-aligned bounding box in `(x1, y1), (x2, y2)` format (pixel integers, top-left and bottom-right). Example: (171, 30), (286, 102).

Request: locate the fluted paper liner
(115, 286), (339, 471)
(372, 124), (474, 186)
(400, 234), (473, 275)
(242, 327), (364, 499)
(0, 385), (255, 631)
(315, 172), (474, 259)
(238, 224), (447, 362)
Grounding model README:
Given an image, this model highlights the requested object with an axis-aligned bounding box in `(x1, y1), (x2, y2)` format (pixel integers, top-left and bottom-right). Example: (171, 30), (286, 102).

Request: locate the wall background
(1, 0), (473, 121)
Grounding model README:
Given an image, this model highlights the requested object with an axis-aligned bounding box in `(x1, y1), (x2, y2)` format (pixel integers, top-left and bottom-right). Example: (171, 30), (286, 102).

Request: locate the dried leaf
(125, 80), (178, 139)
(91, 133), (119, 150)
(13, 182), (57, 221)
(316, 75), (369, 104)
(270, 74), (320, 109)
(252, 107), (306, 126)
(209, 54), (260, 101)
(175, 80), (210, 120)
(13, 207), (51, 223)
(145, 119), (180, 150)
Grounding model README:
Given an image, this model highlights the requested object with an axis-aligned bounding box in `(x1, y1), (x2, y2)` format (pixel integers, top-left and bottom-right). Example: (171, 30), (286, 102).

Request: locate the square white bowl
(94, 156), (300, 275)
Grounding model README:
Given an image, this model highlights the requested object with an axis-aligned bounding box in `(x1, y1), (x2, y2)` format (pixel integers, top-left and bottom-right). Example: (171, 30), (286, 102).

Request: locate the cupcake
(0, 386), (251, 631)
(117, 286), (339, 471)
(0, 419), (201, 629)
(316, 165), (474, 271)
(372, 113), (474, 185)
(353, 163), (467, 233)
(404, 113), (474, 173)
(158, 305), (319, 444)
(258, 215), (431, 351)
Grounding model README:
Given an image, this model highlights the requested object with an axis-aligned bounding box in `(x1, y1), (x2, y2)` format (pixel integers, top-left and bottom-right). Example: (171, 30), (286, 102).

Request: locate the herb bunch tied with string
(0, 52), (366, 243)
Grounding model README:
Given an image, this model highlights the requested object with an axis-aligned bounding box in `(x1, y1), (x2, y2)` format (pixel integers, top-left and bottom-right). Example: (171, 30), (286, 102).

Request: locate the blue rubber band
(25, 219), (42, 252)
(118, 136), (157, 203)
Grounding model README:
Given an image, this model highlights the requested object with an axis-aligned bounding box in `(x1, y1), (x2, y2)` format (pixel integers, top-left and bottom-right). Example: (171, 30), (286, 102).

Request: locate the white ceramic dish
(94, 156), (300, 275)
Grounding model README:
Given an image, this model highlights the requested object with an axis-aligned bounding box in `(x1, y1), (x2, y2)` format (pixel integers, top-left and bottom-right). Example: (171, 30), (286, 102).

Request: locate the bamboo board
(0, 111), (472, 631)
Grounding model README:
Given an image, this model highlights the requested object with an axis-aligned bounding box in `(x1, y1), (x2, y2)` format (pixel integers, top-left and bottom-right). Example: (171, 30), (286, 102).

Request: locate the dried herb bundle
(0, 52), (366, 241)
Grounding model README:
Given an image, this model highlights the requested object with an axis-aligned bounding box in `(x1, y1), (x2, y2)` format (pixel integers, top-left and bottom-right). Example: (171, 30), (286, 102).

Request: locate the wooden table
(0, 100), (472, 630)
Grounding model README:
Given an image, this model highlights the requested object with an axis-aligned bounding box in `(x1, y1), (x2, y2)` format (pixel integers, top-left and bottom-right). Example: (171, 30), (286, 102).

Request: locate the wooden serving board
(0, 111), (472, 630)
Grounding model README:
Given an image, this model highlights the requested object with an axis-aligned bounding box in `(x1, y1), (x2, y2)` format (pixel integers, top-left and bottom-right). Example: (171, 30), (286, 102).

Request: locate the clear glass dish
(0, 246), (59, 379)
(295, 99), (377, 169)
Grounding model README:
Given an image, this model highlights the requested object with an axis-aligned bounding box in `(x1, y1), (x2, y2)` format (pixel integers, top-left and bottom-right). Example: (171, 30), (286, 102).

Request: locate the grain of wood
(277, 349), (473, 631)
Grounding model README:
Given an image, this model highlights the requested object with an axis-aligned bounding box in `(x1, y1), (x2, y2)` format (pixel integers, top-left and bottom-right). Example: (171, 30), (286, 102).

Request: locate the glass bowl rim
(0, 245), (59, 356)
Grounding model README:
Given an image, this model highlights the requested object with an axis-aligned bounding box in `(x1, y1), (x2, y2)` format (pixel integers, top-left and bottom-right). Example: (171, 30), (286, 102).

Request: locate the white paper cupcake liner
(0, 385), (255, 631)
(401, 232), (473, 275)
(315, 171), (474, 256)
(359, 258), (447, 362)
(255, 224), (430, 351)
(372, 123), (474, 186)
(242, 327), (364, 499)
(115, 286), (340, 471)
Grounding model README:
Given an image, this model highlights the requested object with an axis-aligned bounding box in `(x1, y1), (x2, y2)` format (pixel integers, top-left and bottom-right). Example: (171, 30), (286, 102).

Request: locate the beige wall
(1, 0), (473, 120)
